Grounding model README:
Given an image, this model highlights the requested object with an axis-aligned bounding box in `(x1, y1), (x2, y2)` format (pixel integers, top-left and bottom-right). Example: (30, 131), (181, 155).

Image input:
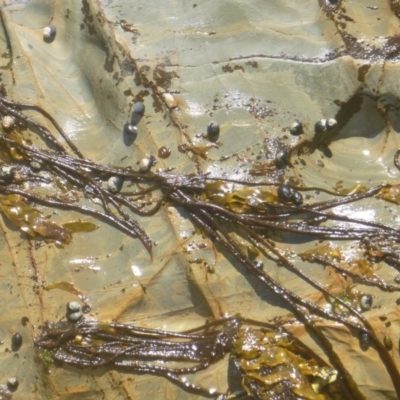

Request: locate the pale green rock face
(0, 0), (400, 399)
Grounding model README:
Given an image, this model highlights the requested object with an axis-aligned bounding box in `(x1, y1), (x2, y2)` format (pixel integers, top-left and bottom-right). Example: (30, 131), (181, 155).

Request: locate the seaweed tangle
(35, 317), (344, 399)
(0, 93), (399, 398)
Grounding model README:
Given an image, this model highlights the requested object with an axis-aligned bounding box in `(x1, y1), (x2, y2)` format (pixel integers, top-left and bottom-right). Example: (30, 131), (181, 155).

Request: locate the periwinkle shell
(314, 119), (327, 134)
(133, 102), (145, 115)
(107, 176), (124, 193)
(7, 377), (18, 391)
(207, 121), (220, 141)
(359, 331), (371, 350)
(275, 149), (288, 169)
(69, 311), (83, 322)
(278, 185), (293, 202)
(67, 301), (81, 313)
(291, 190), (303, 205)
(11, 332), (22, 351)
(360, 294), (372, 311)
(289, 120), (303, 136)
(326, 118), (337, 130)
(43, 25), (57, 43)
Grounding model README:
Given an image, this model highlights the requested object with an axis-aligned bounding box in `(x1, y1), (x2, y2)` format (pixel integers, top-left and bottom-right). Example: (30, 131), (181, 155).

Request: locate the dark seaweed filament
(0, 94), (399, 398)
